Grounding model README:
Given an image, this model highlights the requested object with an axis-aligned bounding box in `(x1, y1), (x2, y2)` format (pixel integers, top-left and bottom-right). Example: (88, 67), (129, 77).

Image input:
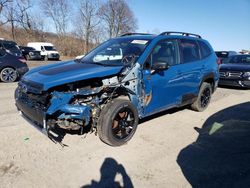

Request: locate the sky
(31, 0), (250, 52)
(127, 0), (250, 52)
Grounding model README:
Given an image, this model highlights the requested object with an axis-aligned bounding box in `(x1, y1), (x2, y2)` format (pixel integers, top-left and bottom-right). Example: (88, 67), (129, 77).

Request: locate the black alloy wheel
(98, 99), (139, 146)
(191, 82), (212, 112)
(200, 87), (211, 108)
(112, 107), (136, 139)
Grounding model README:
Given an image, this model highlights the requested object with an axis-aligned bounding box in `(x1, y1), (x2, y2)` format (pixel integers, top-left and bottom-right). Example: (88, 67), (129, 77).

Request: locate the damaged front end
(15, 72), (138, 141)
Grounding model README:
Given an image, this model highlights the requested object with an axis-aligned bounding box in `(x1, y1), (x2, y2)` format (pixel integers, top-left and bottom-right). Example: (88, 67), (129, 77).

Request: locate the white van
(27, 42), (60, 61)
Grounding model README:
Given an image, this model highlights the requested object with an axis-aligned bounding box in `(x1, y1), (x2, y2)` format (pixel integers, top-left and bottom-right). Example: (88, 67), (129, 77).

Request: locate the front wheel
(0, 67), (18, 82)
(97, 99), (139, 146)
(191, 82), (212, 112)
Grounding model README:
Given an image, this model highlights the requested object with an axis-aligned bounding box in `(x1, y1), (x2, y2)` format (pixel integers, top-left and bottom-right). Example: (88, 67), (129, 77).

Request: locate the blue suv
(15, 32), (219, 146)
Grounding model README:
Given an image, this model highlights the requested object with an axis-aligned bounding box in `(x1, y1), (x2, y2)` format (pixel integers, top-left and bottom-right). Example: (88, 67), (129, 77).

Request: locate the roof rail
(159, 31), (202, 38)
(120, 33), (153, 37)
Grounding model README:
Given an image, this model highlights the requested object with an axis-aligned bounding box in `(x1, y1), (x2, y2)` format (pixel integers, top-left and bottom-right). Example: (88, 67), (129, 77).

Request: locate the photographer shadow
(81, 157), (133, 188)
(177, 102), (250, 187)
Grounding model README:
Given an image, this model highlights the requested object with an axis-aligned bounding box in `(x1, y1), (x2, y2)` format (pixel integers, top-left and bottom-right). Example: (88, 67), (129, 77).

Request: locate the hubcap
(112, 107), (135, 139)
(1, 68), (17, 82)
(200, 88), (211, 108)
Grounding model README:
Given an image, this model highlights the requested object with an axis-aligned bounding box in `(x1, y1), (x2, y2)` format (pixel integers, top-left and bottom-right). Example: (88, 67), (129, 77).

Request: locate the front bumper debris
(15, 89), (92, 141)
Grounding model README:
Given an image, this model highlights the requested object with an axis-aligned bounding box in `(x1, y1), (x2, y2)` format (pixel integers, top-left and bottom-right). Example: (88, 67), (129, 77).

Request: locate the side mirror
(152, 61), (169, 71)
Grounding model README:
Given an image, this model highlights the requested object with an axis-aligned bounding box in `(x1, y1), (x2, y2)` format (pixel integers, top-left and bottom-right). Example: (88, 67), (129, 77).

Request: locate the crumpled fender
(46, 91), (91, 125)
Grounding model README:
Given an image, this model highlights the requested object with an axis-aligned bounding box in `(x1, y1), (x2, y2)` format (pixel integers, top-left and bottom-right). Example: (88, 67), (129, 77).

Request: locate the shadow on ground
(177, 102), (250, 187)
(81, 157), (133, 188)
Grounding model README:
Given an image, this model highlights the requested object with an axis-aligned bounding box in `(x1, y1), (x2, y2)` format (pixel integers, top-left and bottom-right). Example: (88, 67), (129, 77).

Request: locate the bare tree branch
(41, 0), (71, 37)
(98, 0), (137, 38)
(0, 0), (12, 14)
(75, 0), (100, 53)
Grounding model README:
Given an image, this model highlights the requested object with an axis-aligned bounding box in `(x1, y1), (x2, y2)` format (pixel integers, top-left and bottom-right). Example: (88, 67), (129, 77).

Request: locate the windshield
(226, 55), (250, 64)
(82, 38), (151, 66)
(44, 46), (56, 51)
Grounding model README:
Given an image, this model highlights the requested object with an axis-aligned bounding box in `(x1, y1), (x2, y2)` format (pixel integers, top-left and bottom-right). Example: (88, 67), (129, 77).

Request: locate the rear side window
(2, 42), (20, 53)
(179, 39), (200, 63)
(198, 41), (212, 58)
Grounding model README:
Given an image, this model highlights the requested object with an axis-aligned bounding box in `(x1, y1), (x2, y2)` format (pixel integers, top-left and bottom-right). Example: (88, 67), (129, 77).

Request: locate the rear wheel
(97, 99), (139, 146)
(0, 67), (18, 82)
(191, 82), (212, 112)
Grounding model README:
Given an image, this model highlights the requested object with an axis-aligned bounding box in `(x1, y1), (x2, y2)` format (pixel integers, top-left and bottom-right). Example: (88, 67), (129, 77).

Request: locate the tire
(97, 99), (139, 146)
(0, 67), (18, 83)
(191, 82), (212, 112)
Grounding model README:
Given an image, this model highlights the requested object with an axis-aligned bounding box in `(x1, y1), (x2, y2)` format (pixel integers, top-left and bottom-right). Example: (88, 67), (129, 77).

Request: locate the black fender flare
(199, 72), (216, 92)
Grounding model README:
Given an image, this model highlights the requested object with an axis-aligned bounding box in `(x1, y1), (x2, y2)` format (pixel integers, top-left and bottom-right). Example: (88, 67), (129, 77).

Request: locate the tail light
(217, 58), (222, 65)
(18, 57), (26, 63)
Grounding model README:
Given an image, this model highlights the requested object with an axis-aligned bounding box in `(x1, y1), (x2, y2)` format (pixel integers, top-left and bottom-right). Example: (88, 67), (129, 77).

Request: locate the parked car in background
(15, 32), (219, 146)
(0, 39), (22, 57)
(0, 48), (28, 82)
(216, 51), (238, 64)
(27, 42), (60, 61)
(19, 46), (41, 60)
(219, 54), (250, 88)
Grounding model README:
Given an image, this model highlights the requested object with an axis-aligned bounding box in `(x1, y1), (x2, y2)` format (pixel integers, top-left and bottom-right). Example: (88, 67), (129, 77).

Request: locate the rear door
(176, 39), (203, 103)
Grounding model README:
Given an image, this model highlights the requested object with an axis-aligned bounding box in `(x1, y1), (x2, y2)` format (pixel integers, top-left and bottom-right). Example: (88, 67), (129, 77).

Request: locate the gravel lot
(0, 61), (250, 187)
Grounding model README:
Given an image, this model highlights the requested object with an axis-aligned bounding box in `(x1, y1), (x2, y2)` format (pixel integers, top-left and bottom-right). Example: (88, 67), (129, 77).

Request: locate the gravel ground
(0, 61), (249, 187)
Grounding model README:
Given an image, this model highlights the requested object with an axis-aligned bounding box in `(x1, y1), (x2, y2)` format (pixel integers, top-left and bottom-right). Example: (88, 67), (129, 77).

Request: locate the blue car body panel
(23, 60), (123, 90)
(15, 33), (219, 141)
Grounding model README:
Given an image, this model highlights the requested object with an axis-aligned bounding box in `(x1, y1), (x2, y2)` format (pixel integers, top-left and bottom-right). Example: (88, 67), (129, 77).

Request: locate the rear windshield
(216, 51), (228, 58)
(3, 42), (20, 53)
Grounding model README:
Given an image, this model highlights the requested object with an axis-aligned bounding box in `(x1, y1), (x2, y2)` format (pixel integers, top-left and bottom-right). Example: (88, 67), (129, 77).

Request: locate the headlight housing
(242, 72), (250, 78)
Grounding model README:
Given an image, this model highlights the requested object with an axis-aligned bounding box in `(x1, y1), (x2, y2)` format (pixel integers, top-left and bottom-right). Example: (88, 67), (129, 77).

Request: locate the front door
(142, 39), (184, 116)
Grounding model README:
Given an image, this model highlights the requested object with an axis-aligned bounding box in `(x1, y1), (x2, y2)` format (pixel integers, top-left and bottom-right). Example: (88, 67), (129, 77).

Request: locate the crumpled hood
(23, 60), (123, 91)
(220, 63), (250, 72)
